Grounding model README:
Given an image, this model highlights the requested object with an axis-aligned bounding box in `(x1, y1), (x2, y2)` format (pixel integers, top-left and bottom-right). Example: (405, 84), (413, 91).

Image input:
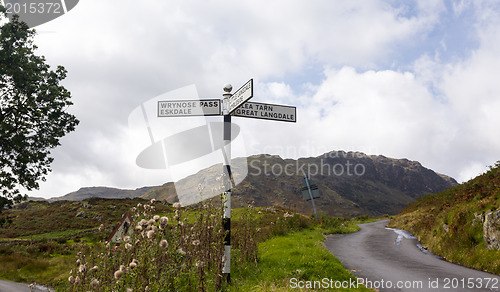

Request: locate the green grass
(16, 228), (96, 241)
(231, 229), (371, 291)
(0, 248), (74, 284)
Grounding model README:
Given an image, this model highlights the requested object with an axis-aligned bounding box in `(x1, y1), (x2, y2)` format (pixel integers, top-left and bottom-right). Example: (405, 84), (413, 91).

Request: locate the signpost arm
(222, 84), (232, 283)
(303, 173), (319, 220)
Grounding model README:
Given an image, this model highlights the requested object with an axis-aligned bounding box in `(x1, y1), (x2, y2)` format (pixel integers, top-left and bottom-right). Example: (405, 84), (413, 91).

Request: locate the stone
(76, 210), (87, 218)
(484, 210), (500, 250)
(472, 212), (483, 227)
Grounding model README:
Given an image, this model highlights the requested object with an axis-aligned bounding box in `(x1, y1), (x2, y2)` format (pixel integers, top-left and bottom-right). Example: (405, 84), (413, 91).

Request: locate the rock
(76, 210), (87, 218)
(484, 210), (500, 250)
(472, 212), (483, 227)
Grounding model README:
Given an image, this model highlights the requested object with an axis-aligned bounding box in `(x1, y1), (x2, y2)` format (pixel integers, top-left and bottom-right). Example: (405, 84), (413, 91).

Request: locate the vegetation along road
(324, 220), (500, 292)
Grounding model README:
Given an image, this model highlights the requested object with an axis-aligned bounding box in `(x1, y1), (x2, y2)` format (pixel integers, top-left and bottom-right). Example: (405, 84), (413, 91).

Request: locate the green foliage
(0, 241), (77, 285)
(0, 8), (79, 198)
(316, 215), (361, 234)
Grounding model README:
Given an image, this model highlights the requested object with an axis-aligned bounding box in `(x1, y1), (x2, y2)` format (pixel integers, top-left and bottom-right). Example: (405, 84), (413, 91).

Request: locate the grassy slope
(0, 198), (170, 286)
(0, 198), (163, 238)
(0, 199), (370, 290)
(389, 162), (500, 274)
(232, 229), (370, 291)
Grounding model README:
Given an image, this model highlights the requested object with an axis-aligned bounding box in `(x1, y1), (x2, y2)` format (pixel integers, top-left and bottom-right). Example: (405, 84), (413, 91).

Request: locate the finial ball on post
(223, 84), (233, 93)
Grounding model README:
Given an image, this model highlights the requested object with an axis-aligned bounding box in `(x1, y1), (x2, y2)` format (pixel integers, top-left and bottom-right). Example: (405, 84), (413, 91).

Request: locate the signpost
(227, 79), (253, 114)
(158, 99), (221, 117)
(232, 101), (296, 122)
(301, 174), (320, 220)
(157, 78), (296, 283)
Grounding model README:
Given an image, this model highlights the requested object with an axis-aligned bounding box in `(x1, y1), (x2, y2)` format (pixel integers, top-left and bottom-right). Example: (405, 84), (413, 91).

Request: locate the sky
(9, 0), (500, 199)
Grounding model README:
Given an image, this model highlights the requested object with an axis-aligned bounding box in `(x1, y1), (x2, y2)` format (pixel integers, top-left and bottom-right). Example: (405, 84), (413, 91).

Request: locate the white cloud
(250, 67), (456, 167)
(19, 0), (500, 198)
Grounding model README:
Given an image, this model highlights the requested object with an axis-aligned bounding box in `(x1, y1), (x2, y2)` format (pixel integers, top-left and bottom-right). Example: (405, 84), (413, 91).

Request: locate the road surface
(324, 220), (500, 292)
(0, 280), (52, 292)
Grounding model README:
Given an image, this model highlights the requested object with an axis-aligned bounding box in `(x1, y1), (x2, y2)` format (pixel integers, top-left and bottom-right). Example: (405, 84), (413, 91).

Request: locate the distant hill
(0, 198), (158, 238)
(390, 161), (500, 275)
(141, 151), (457, 217)
(54, 186), (157, 201)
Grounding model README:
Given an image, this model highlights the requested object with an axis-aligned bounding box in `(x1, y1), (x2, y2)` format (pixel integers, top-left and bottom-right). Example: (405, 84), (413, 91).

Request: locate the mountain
(141, 151), (458, 217)
(389, 161), (500, 275)
(53, 186), (156, 201)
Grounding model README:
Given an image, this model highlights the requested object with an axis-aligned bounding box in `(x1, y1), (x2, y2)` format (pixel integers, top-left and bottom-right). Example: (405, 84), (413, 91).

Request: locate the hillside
(52, 186), (156, 201)
(0, 198), (164, 238)
(389, 161), (500, 275)
(141, 151), (457, 217)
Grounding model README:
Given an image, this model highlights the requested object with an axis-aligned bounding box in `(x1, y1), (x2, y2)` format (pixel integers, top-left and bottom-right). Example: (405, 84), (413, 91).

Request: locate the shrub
(67, 199), (227, 291)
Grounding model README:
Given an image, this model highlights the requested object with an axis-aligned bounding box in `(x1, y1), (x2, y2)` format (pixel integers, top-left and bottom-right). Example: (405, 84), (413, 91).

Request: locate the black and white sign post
(157, 78), (295, 283)
(221, 79), (253, 282)
(221, 84), (233, 283)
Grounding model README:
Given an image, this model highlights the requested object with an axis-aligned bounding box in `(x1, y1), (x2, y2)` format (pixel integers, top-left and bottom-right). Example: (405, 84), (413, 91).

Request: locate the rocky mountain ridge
(141, 151), (457, 216)
(37, 151), (457, 217)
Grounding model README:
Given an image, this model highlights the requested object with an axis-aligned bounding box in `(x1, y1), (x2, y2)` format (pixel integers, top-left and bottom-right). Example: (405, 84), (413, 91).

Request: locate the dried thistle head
(114, 270), (123, 280)
(90, 278), (100, 288)
(147, 230), (155, 239)
(159, 239), (168, 249)
(160, 216), (169, 226)
(78, 264), (86, 274)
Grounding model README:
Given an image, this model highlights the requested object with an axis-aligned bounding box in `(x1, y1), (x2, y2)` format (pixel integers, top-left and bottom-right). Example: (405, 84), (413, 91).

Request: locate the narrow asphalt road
(0, 280), (52, 292)
(324, 220), (500, 292)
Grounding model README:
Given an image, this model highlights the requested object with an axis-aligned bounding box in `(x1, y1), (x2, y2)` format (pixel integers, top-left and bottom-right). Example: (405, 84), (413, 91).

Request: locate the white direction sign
(158, 99), (221, 117)
(232, 101), (296, 122)
(228, 79), (253, 114)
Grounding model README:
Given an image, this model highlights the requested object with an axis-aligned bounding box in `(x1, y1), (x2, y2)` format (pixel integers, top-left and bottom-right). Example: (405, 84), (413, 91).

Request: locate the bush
(67, 200), (226, 291)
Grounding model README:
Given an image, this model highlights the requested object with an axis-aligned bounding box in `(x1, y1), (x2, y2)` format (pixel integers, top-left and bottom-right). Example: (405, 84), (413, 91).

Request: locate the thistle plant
(67, 198), (226, 291)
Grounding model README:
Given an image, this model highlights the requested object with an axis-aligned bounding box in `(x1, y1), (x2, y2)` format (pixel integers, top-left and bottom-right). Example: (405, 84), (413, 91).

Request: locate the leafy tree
(0, 6), (79, 199)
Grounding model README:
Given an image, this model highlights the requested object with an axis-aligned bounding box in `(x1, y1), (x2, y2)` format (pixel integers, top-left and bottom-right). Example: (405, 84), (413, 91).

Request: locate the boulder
(484, 210), (500, 250)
